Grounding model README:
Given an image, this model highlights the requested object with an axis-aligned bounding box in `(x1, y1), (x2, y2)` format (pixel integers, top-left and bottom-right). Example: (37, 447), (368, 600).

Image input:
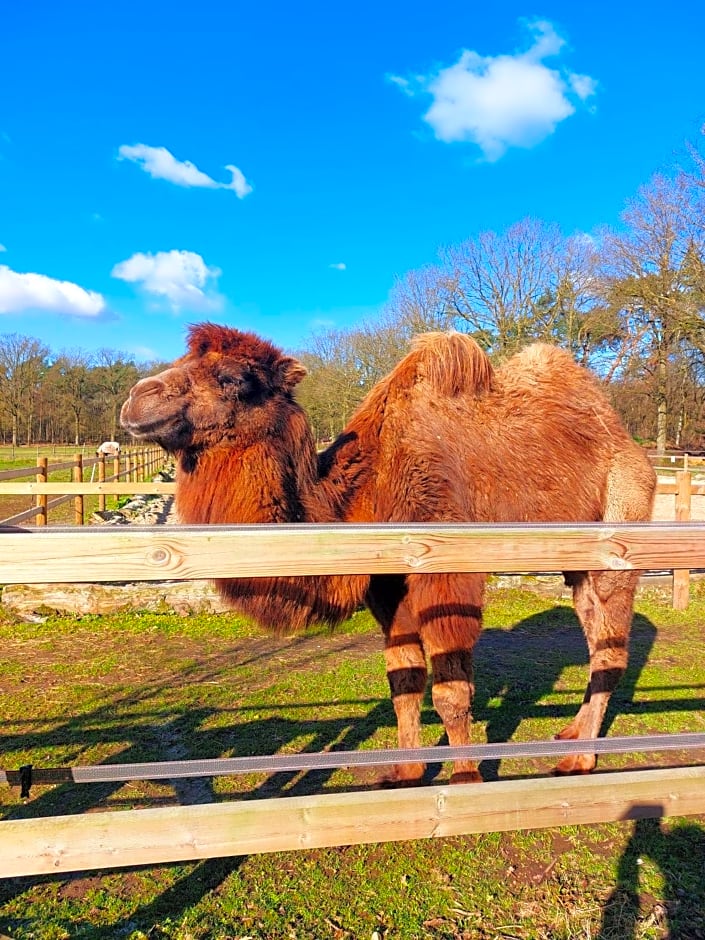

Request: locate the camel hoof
(553, 754), (596, 776)
(449, 770), (483, 785)
(375, 763), (426, 788)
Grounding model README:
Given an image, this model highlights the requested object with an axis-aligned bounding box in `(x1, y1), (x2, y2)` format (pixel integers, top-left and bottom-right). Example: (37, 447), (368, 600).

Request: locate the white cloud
(0, 244), (6, 252)
(111, 249), (223, 312)
(570, 73), (598, 101)
(118, 143), (253, 198)
(0, 265), (105, 317)
(390, 19), (597, 160)
(328, 262), (347, 271)
(222, 164), (252, 199)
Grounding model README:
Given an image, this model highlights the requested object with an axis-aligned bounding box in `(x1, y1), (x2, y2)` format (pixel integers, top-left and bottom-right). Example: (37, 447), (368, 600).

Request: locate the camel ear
(277, 356), (307, 390)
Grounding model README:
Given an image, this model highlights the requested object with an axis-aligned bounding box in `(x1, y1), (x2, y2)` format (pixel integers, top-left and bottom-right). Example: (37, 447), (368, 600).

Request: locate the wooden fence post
(73, 454), (84, 526)
(98, 454), (106, 512)
(35, 456), (47, 526)
(673, 469), (692, 610)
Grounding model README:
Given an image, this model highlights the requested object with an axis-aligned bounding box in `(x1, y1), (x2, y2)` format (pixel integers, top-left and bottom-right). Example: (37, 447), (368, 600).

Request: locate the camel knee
(431, 679), (473, 732)
(387, 665), (427, 752)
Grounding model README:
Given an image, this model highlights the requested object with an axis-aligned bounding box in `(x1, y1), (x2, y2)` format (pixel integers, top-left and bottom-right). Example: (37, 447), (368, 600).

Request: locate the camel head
(120, 322), (307, 453)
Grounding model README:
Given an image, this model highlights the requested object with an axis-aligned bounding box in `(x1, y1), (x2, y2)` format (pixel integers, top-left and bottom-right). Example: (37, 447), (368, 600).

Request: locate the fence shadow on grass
(0, 629), (400, 934)
(2, 601), (703, 939)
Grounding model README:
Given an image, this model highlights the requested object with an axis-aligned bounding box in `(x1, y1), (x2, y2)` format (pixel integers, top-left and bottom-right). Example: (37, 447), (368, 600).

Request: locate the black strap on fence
(3, 732), (705, 797)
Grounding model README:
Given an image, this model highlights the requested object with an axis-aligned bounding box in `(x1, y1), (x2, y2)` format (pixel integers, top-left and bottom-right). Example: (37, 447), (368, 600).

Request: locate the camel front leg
(384, 636), (428, 784)
(412, 573), (485, 784)
(367, 575), (427, 784)
(555, 569), (638, 775)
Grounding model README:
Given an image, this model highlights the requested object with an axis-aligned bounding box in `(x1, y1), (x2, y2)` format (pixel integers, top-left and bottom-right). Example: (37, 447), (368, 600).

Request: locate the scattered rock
(92, 510), (130, 525)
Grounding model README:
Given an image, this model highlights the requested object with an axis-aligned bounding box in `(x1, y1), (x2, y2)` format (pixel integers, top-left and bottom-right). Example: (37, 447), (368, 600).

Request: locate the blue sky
(0, 0), (703, 363)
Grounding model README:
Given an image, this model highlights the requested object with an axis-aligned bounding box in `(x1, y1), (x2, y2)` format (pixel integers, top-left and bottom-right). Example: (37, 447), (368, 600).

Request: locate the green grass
(1, 587), (705, 938)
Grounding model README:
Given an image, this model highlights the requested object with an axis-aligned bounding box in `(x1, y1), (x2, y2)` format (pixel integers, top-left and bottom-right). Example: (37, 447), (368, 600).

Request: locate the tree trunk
(656, 344), (669, 454)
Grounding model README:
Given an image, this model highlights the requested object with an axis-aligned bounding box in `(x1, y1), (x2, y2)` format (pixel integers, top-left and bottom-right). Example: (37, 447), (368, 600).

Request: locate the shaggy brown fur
(121, 323), (656, 784)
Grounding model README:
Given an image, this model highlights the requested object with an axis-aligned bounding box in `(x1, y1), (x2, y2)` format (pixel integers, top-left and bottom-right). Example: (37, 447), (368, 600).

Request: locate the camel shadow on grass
(470, 605), (662, 781)
(2, 602), (704, 939)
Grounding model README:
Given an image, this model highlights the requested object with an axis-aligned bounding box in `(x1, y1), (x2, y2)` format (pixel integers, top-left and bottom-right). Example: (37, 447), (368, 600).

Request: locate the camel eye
(218, 374), (239, 388)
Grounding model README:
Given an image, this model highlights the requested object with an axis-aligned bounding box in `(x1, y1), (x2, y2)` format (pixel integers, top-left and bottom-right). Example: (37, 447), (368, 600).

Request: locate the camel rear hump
(405, 331), (494, 397)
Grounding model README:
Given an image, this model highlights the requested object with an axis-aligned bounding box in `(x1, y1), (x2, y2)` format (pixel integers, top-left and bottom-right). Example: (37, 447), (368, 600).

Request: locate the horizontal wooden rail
(656, 482), (705, 496)
(1, 495), (77, 526)
(0, 479), (694, 497)
(0, 482), (175, 495)
(0, 465), (44, 481)
(0, 457), (99, 481)
(2, 766), (704, 877)
(0, 522), (703, 584)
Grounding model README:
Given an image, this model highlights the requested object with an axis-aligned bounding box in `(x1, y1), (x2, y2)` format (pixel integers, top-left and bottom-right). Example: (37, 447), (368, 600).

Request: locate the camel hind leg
(555, 456), (654, 774)
(555, 568), (640, 774)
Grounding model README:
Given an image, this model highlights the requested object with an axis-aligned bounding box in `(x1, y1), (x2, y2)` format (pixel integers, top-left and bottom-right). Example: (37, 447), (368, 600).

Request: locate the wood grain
(2, 767), (704, 877)
(0, 522), (702, 583)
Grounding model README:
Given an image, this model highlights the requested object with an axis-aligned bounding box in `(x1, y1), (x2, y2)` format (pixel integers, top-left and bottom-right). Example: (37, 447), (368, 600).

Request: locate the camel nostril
(120, 376), (169, 429)
(133, 377), (166, 398)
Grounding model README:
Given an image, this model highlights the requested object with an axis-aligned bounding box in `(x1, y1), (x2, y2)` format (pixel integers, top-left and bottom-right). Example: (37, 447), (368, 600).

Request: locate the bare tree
(48, 350), (97, 445)
(347, 321), (410, 388)
(92, 348), (141, 440)
(296, 330), (365, 440)
(384, 264), (456, 338)
(441, 218), (566, 355)
(598, 173), (705, 452)
(0, 334), (50, 446)
(295, 320), (412, 441)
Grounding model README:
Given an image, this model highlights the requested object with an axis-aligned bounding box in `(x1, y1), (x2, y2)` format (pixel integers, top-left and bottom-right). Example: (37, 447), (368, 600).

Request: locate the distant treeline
(0, 339), (161, 447)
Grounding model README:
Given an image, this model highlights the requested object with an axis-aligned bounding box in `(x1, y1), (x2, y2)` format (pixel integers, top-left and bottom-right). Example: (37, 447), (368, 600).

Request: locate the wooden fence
(0, 446), (165, 525)
(1, 521), (705, 876)
(0, 457), (703, 607)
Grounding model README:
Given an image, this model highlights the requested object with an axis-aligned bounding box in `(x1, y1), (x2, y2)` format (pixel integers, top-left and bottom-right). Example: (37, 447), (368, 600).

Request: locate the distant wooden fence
(655, 470), (705, 608)
(1, 521), (705, 876)
(0, 446), (165, 525)
(649, 452), (705, 472)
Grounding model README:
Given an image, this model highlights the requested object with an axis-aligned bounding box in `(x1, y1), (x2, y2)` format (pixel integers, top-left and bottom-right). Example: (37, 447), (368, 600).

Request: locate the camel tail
(410, 331), (494, 397)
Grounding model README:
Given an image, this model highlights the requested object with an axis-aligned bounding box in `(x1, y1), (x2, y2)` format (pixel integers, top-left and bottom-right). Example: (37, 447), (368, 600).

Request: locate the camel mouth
(120, 417), (166, 440)
(119, 407), (192, 451)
